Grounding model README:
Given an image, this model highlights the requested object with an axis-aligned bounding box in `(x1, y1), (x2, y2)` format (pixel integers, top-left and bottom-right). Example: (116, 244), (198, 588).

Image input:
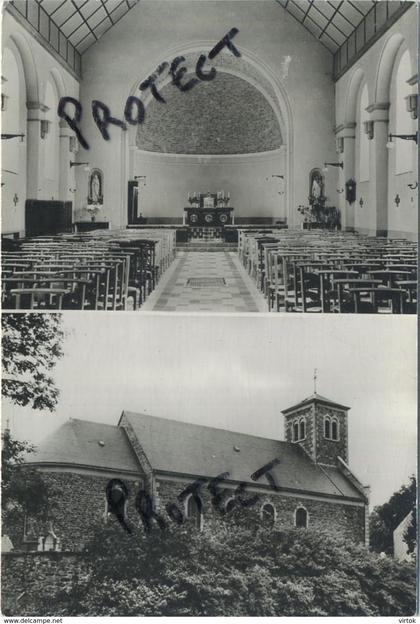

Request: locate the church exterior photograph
(1, 312), (417, 617)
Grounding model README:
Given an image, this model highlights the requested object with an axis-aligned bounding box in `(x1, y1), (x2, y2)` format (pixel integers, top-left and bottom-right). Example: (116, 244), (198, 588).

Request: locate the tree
(23, 507), (416, 618)
(403, 507), (417, 555)
(2, 430), (55, 540)
(2, 313), (64, 411)
(369, 476), (417, 555)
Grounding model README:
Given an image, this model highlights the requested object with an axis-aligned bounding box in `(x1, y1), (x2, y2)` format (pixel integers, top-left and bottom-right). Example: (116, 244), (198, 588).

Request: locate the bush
(45, 511), (416, 617)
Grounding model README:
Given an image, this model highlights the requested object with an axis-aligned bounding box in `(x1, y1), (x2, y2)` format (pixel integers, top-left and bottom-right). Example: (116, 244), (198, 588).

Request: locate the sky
(3, 312), (417, 509)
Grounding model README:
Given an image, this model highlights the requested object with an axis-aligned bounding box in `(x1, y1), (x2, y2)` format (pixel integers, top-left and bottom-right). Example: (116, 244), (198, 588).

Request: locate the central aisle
(141, 251), (267, 312)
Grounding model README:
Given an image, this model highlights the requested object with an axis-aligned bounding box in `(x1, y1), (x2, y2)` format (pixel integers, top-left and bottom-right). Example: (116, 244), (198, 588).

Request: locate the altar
(183, 192), (234, 229)
(184, 206), (234, 227)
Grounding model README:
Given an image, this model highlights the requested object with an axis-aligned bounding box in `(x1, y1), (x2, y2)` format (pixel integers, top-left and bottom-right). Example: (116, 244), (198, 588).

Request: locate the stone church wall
(8, 471), (139, 552)
(155, 478), (366, 544)
(6, 469), (365, 552)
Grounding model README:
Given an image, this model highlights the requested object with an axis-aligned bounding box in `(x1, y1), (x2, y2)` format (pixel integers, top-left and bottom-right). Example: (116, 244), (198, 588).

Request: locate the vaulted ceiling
(8, 0), (412, 81)
(34, 0), (140, 54)
(30, 0), (375, 56)
(275, 0), (374, 53)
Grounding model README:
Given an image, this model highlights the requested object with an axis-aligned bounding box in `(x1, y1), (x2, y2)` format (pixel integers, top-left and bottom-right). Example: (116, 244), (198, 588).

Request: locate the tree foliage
(2, 430), (54, 524)
(369, 476), (417, 555)
(40, 508), (416, 617)
(2, 313), (64, 411)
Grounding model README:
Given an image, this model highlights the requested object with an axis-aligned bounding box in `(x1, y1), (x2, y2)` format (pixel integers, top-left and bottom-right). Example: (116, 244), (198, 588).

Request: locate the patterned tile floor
(141, 252), (267, 312)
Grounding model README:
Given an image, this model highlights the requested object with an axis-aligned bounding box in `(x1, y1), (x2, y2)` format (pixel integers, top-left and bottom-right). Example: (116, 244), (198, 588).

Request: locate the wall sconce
(323, 162), (343, 172)
(337, 188), (344, 194)
(394, 194), (401, 207)
(13, 193), (19, 206)
(1, 133), (25, 141)
(407, 181), (418, 190)
(359, 197), (364, 208)
(405, 93), (418, 120)
(40, 120), (50, 139)
(70, 161), (90, 171)
(363, 120), (374, 140)
(387, 132), (418, 148)
(336, 137), (344, 154)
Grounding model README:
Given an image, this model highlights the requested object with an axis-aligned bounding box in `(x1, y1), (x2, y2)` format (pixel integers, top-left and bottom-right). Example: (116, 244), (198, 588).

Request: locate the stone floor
(141, 251), (267, 312)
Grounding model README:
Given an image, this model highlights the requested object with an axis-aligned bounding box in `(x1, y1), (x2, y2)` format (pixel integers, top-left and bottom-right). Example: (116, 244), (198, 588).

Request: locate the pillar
(26, 101), (48, 199)
(341, 123), (356, 231)
(367, 103), (390, 237)
(59, 120), (75, 204)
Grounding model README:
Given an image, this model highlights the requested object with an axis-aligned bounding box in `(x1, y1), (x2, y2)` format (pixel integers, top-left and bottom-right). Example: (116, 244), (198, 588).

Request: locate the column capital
(366, 102), (389, 123)
(334, 122), (356, 135)
(27, 101), (50, 112)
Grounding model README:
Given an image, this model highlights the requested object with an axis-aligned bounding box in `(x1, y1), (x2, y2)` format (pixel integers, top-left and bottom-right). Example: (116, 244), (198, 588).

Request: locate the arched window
(292, 420), (299, 442)
(357, 84), (370, 182)
(295, 507), (308, 529)
(331, 418), (339, 441)
(261, 503), (276, 526)
(186, 494), (203, 529)
(324, 416), (331, 439)
(299, 418), (306, 440)
(225, 498), (236, 514)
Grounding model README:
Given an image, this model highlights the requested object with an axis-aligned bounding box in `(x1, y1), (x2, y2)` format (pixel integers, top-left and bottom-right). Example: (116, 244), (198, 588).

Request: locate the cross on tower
(313, 368), (318, 393)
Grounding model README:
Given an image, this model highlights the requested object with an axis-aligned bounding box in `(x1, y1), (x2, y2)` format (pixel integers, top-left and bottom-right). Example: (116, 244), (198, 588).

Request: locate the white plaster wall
(130, 149), (286, 222)
(76, 0), (336, 228)
(1, 11), (80, 235)
(335, 5), (418, 240)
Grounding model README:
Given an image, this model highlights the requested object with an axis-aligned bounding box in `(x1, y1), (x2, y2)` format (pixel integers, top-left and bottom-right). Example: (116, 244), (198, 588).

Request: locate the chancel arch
(124, 43), (293, 228)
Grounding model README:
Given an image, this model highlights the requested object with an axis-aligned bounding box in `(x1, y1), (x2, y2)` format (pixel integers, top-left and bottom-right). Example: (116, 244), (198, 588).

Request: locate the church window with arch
(299, 417), (306, 440)
(292, 417), (306, 442)
(295, 506), (308, 529)
(185, 493), (203, 529)
(225, 498), (236, 514)
(324, 416), (331, 439)
(260, 503), (276, 526)
(331, 418), (339, 441)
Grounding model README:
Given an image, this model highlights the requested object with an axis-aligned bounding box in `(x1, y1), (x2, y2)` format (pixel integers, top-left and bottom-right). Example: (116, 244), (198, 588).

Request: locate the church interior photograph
(1, 0), (418, 313)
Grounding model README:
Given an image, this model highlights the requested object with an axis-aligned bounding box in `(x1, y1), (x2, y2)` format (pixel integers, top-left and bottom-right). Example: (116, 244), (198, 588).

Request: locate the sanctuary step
(177, 242), (238, 252)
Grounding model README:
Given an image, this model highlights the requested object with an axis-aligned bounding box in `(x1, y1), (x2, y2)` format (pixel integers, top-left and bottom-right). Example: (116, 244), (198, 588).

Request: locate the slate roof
(121, 411), (364, 501)
(282, 392), (350, 415)
(28, 412), (365, 502)
(27, 418), (140, 475)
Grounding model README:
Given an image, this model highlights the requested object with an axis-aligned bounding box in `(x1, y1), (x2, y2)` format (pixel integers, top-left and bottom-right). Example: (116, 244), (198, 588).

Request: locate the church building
(1, 0), (417, 313)
(21, 392), (369, 551)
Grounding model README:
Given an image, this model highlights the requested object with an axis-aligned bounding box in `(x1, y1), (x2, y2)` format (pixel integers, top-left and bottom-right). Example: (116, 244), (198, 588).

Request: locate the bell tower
(282, 392), (349, 466)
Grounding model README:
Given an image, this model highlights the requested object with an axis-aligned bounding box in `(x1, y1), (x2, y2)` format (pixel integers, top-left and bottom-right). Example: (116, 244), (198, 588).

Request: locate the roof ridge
(122, 410), (288, 444)
(69, 417), (120, 429)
